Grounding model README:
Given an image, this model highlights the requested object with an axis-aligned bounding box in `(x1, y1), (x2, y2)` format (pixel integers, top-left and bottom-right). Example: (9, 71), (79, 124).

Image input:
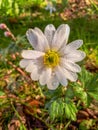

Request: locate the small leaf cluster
(49, 98), (77, 121)
(73, 67), (98, 107)
(45, 87), (77, 121)
(45, 67), (98, 122)
(0, 0), (43, 17)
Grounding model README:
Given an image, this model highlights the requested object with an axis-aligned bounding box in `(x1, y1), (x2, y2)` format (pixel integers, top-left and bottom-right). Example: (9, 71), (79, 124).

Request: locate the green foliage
(0, 0), (20, 16)
(0, 91), (5, 96)
(49, 98), (77, 121)
(86, 74), (98, 100)
(79, 68), (98, 101)
(64, 98), (78, 121)
(19, 124), (27, 130)
(47, 67), (98, 122)
(2, 109), (14, 129)
(70, 68), (98, 107)
(79, 119), (96, 130)
(0, 1), (98, 128)
(49, 99), (64, 121)
(32, 0), (43, 5)
(90, 0), (98, 13)
(0, 35), (28, 62)
(0, 0), (43, 17)
(61, 0), (68, 7)
(46, 97), (77, 121)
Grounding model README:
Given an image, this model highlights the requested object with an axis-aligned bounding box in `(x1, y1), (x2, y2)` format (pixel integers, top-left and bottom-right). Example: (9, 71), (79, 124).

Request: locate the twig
(6, 27), (16, 41)
(6, 59), (32, 84)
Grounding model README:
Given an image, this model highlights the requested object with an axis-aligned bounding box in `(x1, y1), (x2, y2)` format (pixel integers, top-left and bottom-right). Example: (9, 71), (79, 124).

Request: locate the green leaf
(62, 0), (68, 7)
(64, 99), (77, 121)
(49, 100), (60, 120)
(19, 123), (27, 130)
(79, 119), (95, 130)
(49, 98), (78, 121)
(78, 67), (93, 88)
(88, 92), (98, 100)
(0, 91), (5, 96)
(65, 86), (74, 99)
(64, 103), (71, 119)
(86, 74), (98, 101)
(86, 74), (98, 90)
(73, 68), (98, 105)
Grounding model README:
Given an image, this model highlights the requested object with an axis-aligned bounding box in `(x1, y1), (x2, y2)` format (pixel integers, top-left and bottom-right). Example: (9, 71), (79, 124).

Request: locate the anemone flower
(20, 24), (86, 90)
(45, 2), (56, 14)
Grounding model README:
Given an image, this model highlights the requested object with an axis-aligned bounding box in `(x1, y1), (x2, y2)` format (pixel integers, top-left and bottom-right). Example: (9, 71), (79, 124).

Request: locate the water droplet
(52, 82), (57, 86)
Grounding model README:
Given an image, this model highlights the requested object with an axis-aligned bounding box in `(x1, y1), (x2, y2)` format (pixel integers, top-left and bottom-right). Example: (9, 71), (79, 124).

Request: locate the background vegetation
(0, 0), (98, 129)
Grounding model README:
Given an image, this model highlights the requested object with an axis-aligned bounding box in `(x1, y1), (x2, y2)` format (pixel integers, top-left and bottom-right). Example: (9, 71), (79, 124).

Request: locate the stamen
(44, 50), (60, 68)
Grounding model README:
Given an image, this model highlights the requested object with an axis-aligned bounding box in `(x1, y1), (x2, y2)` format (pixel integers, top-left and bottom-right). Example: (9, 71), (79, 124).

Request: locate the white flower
(45, 2), (56, 14)
(20, 24), (86, 90)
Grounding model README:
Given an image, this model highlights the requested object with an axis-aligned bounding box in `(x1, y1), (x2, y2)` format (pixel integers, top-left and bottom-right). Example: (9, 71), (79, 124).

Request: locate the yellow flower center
(44, 50), (60, 68)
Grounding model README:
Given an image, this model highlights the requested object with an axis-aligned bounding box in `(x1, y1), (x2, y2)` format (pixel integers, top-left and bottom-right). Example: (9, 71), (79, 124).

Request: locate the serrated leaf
(78, 67), (93, 88)
(64, 103), (71, 119)
(64, 99), (77, 121)
(74, 68), (98, 105)
(49, 101), (58, 120)
(68, 103), (77, 121)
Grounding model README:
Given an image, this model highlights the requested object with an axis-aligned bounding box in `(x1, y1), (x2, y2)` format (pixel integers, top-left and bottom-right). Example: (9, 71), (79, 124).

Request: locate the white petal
(34, 27), (50, 51)
(44, 24), (56, 47)
(63, 68), (78, 81)
(26, 29), (39, 50)
(30, 67), (40, 81)
(60, 58), (81, 72)
(57, 65), (78, 81)
(39, 68), (52, 85)
(65, 50), (86, 62)
(47, 74), (59, 90)
(25, 62), (36, 72)
(19, 59), (32, 68)
(65, 40), (83, 52)
(52, 24), (70, 50)
(26, 29), (49, 52)
(55, 66), (68, 86)
(21, 50), (45, 59)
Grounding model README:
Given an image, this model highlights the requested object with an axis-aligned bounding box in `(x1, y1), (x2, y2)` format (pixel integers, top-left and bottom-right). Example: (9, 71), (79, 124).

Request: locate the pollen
(44, 50), (60, 68)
